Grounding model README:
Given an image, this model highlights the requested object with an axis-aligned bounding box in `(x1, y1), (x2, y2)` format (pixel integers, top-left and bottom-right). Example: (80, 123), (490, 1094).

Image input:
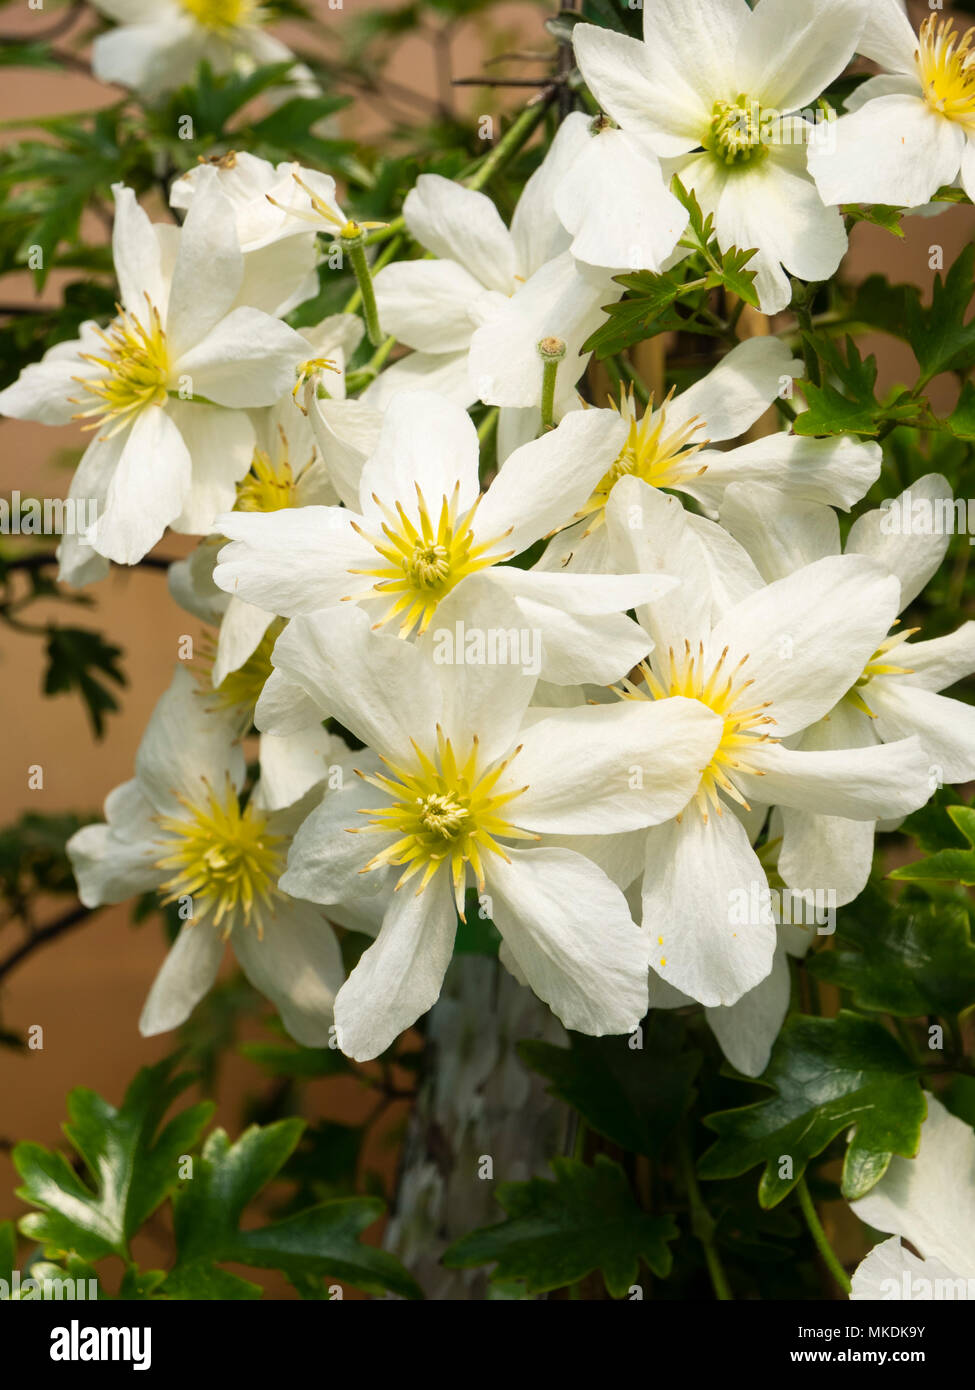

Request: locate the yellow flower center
(197, 618), (285, 720)
(179, 0), (257, 31)
(155, 779), (286, 938)
(917, 16), (975, 126)
(844, 627), (918, 718)
(617, 644), (777, 820)
(356, 729), (533, 912)
(347, 484), (513, 637)
(235, 439), (303, 513)
(71, 298), (169, 436)
(574, 389), (708, 531)
(706, 95), (770, 166)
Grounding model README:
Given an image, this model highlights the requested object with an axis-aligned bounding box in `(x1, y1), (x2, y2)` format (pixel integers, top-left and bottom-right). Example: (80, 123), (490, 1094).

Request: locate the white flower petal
(90, 406), (191, 564)
(740, 736), (930, 820)
(334, 875), (457, 1061)
(667, 337), (800, 443)
(740, 0), (864, 114)
(165, 186), (243, 359)
(719, 482), (841, 583)
(213, 507), (374, 615)
(475, 407), (626, 554)
(707, 554), (902, 737)
(642, 809), (777, 1007)
(487, 846), (649, 1035)
(139, 924), (224, 1036)
(135, 665), (244, 817)
(851, 1096), (975, 1280)
(705, 943), (790, 1077)
(510, 696), (722, 833)
(554, 128), (688, 272)
(403, 174), (517, 293)
(372, 258), (487, 353)
(358, 389), (480, 519)
(809, 95), (964, 209)
(271, 604), (443, 764)
(467, 253), (619, 408)
(167, 401), (255, 536)
(233, 899), (344, 1046)
(111, 184), (166, 316)
(847, 474), (953, 608)
(572, 24), (708, 155)
(871, 681), (975, 785)
(175, 306), (306, 409)
(901, 622), (975, 693)
(850, 1236), (965, 1301)
(510, 111), (590, 276)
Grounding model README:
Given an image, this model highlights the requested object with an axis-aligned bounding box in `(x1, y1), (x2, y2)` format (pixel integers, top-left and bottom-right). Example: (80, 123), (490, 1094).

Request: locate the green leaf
(792, 335), (919, 436)
(908, 242), (975, 381)
(699, 1012), (925, 1207)
(518, 1015), (699, 1157)
(443, 1155), (677, 1297)
(673, 177), (760, 307)
(947, 379), (975, 438)
(809, 898), (975, 1017)
(0, 1221), (15, 1285)
(238, 1039), (350, 1078)
(43, 626), (126, 738)
(164, 1121), (421, 1300)
(891, 804), (975, 885)
(14, 1057), (214, 1262)
(843, 204), (906, 238)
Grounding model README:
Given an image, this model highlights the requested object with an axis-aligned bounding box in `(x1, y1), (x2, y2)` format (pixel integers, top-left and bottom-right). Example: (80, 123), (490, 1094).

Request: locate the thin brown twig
(0, 903), (96, 986)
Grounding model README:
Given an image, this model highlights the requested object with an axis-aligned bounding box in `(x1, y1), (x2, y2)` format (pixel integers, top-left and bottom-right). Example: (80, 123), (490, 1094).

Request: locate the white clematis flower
(170, 313), (363, 687)
(535, 336), (880, 574)
(0, 184), (308, 573)
(267, 589), (724, 1059)
(212, 388), (681, 686)
(720, 475), (975, 905)
(809, 0), (975, 209)
(573, 0), (865, 313)
(605, 477), (933, 1008)
(850, 1095), (975, 1300)
(169, 152), (335, 316)
(66, 667), (356, 1046)
(90, 0), (316, 102)
(371, 114), (622, 414)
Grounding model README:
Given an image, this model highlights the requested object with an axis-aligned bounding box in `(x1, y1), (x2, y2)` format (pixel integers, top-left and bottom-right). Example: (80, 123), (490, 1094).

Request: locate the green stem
(345, 333), (397, 395)
(344, 234), (403, 315)
(538, 336), (566, 431)
(796, 1177), (851, 1295)
(678, 1135), (733, 1301)
(466, 98), (551, 193)
(362, 96), (553, 249)
(343, 231), (383, 346)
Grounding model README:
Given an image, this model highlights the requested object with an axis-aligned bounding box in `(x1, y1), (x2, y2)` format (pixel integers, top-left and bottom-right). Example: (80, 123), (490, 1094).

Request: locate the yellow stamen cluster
(292, 356), (339, 408)
(707, 95), (769, 166)
(917, 16), (975, 127)
(573, 388), (708, 531)
(617, 644), (776, 820)
(844, 626), (919, 718)
(346, 483), (513, 637)
(196, 618), (285, 719)
(179, 0), (259, 32)
(355, 729), (533, 913)
(71, 298), (169, 436)
(155, 778), (286, 939)
(235, 431), (307, 513)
